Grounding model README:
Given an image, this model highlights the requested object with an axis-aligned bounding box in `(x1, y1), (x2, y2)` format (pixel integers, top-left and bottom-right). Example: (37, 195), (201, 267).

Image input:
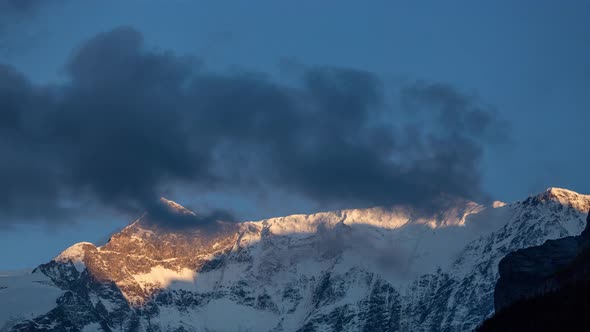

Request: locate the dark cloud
(400, 81), (510, 143)
(0, 26), (509, 228)
(140, 199), (237, 232)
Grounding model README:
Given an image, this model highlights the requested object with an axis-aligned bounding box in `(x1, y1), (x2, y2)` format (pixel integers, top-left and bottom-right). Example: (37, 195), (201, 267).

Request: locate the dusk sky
(1, 0), (589, 269)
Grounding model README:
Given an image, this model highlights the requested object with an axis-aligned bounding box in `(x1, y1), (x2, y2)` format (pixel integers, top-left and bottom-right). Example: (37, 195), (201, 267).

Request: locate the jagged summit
(54, 242), (95, 262)
(158, 197), (196, 216)
(53, 242), (96, 273)
(124, 197), (210, 233)
(529, 187), (590, 212)
(542, 186), (586, 197)
(51, 199), (198, 265)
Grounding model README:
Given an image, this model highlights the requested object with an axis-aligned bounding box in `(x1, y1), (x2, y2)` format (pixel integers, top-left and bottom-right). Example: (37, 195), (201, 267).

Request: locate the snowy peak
(54, 242), (96, 272)
(158, 197), (196, 216)
(54, 242), (95, 263)
(530, 187), (590, 212)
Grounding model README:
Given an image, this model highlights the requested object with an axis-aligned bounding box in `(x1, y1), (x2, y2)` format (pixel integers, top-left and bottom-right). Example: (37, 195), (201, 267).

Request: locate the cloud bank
(0, 26), (509, 228)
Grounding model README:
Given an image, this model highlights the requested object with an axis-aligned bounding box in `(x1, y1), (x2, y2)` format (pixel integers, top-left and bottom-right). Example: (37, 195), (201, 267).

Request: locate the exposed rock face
(1, 188), (590, 332)
(494, 209), (590, 311)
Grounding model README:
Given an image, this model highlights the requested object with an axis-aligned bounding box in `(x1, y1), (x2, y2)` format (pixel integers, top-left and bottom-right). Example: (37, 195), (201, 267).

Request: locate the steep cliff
(494, 209), (590, 312)
(478, 210), (590, 331)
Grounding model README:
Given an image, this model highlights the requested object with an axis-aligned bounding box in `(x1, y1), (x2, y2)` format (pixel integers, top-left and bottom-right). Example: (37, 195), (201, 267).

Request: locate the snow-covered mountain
(1, 188), (589, 332)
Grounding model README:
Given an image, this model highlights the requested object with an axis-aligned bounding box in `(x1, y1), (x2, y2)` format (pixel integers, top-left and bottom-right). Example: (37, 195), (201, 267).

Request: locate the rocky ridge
(494, 208), (590, 311)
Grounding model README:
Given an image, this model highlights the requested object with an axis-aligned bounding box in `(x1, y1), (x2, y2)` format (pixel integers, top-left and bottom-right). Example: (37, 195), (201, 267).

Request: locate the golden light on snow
(132, 266), (196, 288)
(493, 201), (507, 208)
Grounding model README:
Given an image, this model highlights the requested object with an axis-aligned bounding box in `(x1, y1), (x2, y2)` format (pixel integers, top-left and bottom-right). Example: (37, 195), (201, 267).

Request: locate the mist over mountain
(0, 25), (512, 231)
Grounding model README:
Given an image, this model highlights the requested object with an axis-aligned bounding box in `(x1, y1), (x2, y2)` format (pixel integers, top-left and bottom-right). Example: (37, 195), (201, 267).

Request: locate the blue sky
(0, 0), (589, 269)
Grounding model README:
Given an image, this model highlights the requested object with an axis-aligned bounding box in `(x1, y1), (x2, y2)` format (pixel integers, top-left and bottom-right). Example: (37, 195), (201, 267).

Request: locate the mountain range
(1, 188), (589, 332)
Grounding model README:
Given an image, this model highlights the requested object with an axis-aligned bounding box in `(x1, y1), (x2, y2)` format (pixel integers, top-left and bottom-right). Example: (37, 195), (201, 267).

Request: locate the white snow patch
(132, 266), (196, 288)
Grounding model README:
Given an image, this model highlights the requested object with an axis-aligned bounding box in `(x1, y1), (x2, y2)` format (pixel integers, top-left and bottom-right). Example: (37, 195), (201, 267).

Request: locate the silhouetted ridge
(479, 210), (590, 331)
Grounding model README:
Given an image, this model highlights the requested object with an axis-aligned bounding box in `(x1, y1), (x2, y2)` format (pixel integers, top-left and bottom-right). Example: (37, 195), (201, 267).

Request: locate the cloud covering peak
(0, 26), (509, 228)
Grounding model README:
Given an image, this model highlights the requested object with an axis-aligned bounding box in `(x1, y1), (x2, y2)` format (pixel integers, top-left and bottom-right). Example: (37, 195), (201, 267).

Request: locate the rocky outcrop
(494, 209), (590, 311)
(477, 210), (590, 331)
